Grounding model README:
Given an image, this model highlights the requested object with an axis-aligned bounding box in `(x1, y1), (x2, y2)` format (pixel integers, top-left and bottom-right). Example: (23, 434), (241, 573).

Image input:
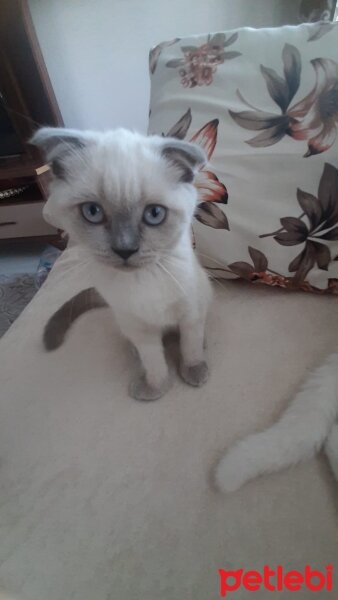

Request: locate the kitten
(215, 349), (338, 492)
(31, 127), (212, 401)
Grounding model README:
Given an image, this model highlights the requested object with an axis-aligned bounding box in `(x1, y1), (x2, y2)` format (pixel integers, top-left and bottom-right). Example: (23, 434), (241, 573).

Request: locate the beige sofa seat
(0, 246), (337, 599)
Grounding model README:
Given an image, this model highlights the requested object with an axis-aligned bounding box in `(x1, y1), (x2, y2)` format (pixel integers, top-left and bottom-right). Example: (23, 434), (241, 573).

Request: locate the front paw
(129, 373), (171, 402)
(180, 360), (209, 387)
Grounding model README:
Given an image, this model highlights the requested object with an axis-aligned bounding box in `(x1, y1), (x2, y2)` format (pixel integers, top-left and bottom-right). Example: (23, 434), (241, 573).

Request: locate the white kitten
(31, 128), (212, 401)
(215, 349), (338, 492)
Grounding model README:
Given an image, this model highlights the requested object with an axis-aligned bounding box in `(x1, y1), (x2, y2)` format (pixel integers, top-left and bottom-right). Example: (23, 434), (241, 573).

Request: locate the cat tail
(324, 422), (338, 481)
(43, 287), (108, 350)
(215, 350), (338, 493)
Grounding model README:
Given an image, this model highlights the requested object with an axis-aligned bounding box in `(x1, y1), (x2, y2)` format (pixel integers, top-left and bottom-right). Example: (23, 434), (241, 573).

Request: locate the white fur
(91, 239), (211, 394)
(325, 421), (338, 480)
(215, 349), (338, 493)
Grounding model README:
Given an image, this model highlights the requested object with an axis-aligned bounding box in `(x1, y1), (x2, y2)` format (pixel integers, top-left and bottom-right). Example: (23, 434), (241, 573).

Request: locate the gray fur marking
(43, 287), (107, 350)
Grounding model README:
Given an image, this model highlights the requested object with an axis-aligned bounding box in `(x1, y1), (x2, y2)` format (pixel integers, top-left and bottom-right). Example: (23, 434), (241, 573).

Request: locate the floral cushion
(148, 22), (338, 292)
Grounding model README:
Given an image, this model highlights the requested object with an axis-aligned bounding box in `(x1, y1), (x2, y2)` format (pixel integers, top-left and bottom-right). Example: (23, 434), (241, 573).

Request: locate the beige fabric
(0, 247), (337, 600)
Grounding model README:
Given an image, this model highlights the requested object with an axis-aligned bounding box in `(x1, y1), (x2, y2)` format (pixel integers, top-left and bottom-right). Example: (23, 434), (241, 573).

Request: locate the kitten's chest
(93, 267), (182, 328)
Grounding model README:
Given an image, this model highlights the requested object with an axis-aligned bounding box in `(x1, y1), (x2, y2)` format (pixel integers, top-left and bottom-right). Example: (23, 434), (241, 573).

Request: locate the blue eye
(81, 202), (105, 224)
(143, 205), (167, 226)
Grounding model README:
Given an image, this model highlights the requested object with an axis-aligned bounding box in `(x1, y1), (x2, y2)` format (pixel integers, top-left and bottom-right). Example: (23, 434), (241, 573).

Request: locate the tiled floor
(0, 242), (46, 276)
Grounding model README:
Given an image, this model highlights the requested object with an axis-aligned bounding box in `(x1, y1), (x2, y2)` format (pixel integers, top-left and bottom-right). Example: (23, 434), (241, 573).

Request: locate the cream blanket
(0, 247), (337, 599)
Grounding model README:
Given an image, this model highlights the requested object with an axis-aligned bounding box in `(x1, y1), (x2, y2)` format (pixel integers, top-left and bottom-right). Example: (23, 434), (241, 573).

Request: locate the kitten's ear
(30, 127), (91, 179)
(160, 138), (207, 183)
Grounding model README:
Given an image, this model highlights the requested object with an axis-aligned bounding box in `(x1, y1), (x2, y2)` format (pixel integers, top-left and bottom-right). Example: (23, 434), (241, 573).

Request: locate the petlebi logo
(218, 565), (334, 596)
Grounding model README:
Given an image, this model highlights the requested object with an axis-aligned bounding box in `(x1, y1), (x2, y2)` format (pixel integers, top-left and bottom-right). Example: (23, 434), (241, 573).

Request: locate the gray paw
(129, 373), (171, 402)
(180, 361), (209, 387)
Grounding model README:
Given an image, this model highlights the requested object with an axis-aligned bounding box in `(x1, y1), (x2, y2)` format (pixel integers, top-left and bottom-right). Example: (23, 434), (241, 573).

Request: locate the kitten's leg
(128, 331), (171, 401)
(179, 315), (209, 387)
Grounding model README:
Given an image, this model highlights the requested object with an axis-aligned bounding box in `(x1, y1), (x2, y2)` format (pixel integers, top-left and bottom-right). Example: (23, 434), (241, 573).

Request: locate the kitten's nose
(112, 247), (139, 260)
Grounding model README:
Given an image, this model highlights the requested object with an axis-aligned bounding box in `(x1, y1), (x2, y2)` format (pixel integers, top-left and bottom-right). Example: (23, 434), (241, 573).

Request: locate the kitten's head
(31, 127), (206, 270)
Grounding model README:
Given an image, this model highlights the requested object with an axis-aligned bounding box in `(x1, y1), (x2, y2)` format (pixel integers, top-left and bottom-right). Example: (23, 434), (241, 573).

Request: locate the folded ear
(30, 127), (92, 179)
(160, 137), (207, 183)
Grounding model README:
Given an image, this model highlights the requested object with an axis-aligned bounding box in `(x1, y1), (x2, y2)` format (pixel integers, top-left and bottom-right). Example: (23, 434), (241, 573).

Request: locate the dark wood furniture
(0, 0), (63, 243)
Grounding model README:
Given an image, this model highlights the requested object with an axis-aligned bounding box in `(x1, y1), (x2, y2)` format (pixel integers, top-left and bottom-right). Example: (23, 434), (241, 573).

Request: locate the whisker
(59, 255), (91, 270)
(159, 253), (185, 268)
(194, 251), (234, 286)
(195, 251), (226, 268)
(160, 254), (187, 271)
(56, 257), (91, 278)
(206, 270), (227, 290)
(157, 260), (187, 296)
(161, 252), (228, 290)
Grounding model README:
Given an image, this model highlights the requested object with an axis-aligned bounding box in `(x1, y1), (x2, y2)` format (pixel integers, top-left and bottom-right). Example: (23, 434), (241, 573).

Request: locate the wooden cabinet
(0, 0), (63, 243)
(0, 194), (57, 240)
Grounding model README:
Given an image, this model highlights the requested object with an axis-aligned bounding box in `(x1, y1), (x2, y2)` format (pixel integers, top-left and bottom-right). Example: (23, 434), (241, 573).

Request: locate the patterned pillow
(148, 22), (338, 293)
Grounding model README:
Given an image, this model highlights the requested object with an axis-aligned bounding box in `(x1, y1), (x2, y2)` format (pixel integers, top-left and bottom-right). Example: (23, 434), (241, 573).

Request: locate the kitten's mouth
(114, 262), (139, 271)
(95, 254), (151, 270)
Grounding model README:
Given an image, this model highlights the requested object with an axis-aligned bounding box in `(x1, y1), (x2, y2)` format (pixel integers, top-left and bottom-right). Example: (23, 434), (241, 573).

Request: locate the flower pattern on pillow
(149, 38), (181, 74)
(149, 24), (338, 293)
(166, 33), (241, 88)
(289, 59), (338, 156)
(227, 247), (288, 287)
(230, 43), (338, 156)
(210, 245), (338, 293)
(165, 109), (229, 230)
(261, 162), (338, 283)
(202, 165), (338, 292)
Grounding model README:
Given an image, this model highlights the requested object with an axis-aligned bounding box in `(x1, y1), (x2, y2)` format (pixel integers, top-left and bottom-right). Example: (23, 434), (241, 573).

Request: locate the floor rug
(0, 273), (37, 338)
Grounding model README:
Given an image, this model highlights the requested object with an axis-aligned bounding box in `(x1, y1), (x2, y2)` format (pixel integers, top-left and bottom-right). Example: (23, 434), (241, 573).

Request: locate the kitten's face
(33, 128), (206, 270)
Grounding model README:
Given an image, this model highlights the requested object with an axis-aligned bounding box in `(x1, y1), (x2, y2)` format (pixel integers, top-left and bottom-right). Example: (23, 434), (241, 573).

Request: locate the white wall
(29, 0), (294, 133)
